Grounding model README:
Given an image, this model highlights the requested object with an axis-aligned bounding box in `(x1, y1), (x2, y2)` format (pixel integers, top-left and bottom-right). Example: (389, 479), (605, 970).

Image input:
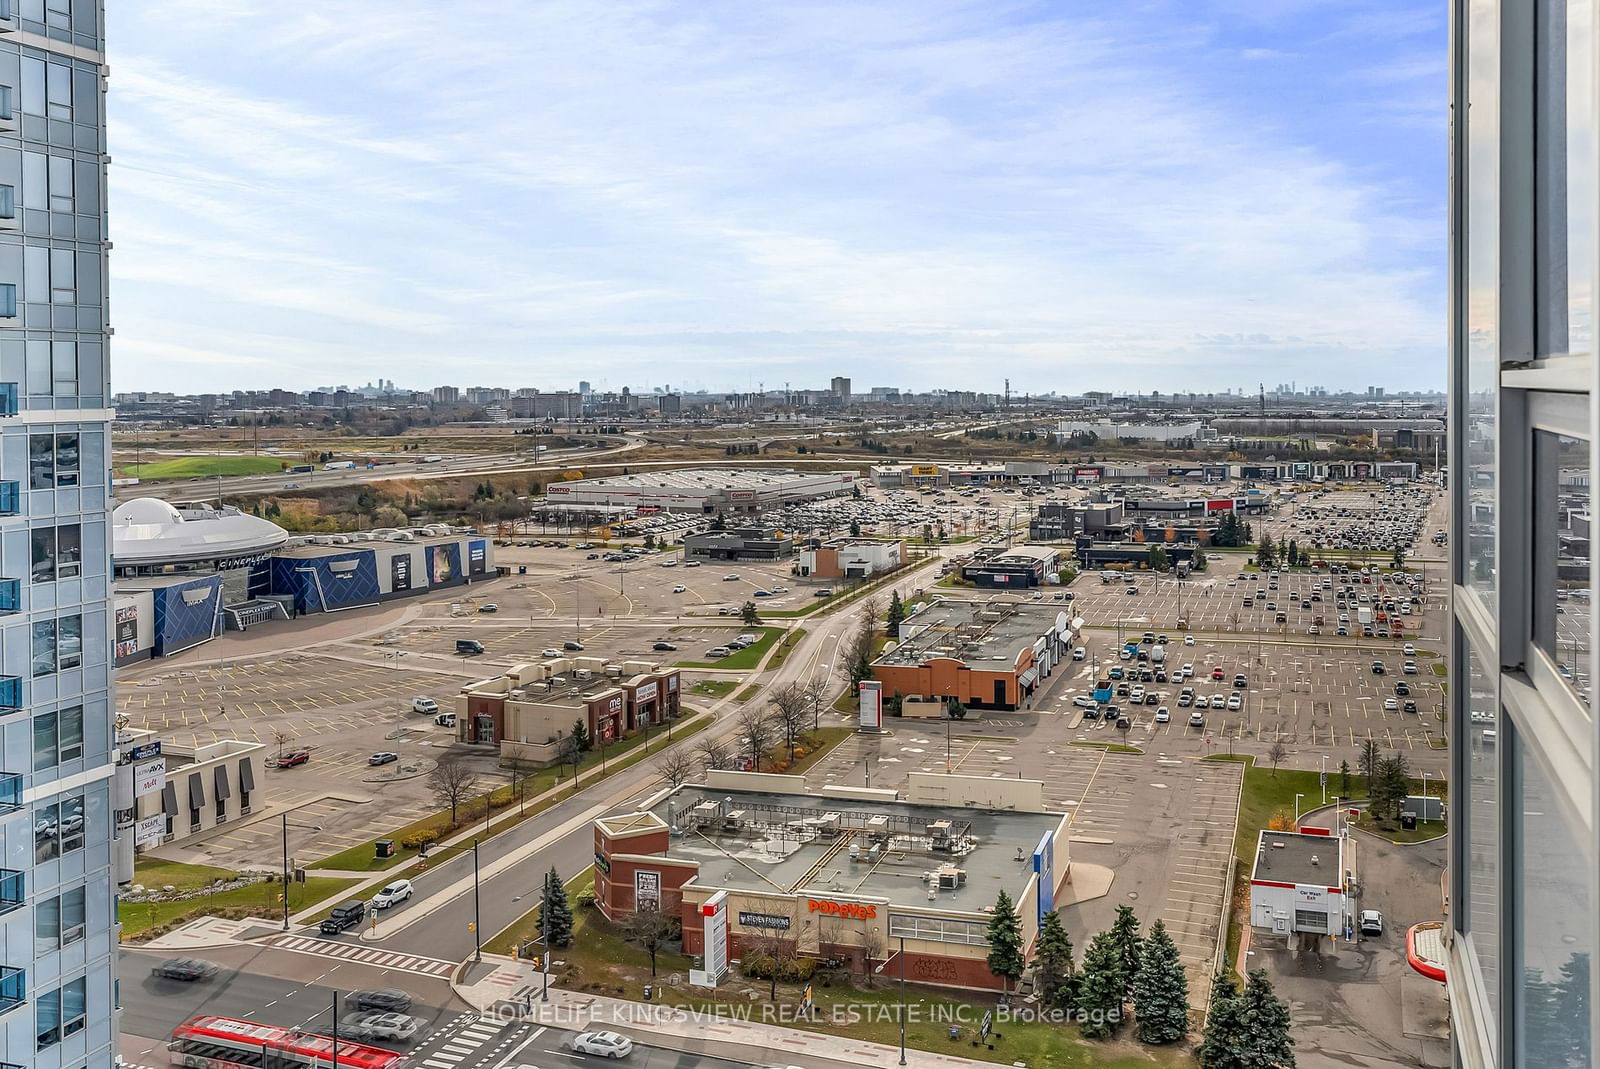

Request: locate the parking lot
(1262, 485), (1445, 556)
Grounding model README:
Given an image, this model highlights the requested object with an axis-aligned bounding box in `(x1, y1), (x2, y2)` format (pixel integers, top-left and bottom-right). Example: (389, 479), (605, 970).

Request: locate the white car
(1210, 694), (1227, 709)
(672, 584), (687, 593)
(411, 697), (438, 715)
(1384, 697), (1400, 712)
(1183, 634), (1195, 646)
(722, 573), (740, 581)
(1072, 695), (1096, 709)
(571, 1031), (634, 1058)
(1155, 706), (1170, 723)
(1403, 661), (1418, 674)
(1072, 647), (1087, 661)
(1359, 909), (1384, 937)
(1227, 693), (1243, 711)
(342, 1012), (418, 1041)
(1188, 711), (1205, 727)
(1181, 663), (1195, 679)
(542, 648), (562, 658)
(1129, 686), (1145, 702)
(371, 880), (413, 910)
(1403, 643), (1416, 656)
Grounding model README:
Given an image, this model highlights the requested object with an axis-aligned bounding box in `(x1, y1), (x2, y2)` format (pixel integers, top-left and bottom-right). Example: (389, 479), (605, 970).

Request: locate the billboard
(1206, 498), (1235, 513)
(391, 553), (412, 592)
(134, 813), (166, 848)
(115, 605), (140, 659)
(468, 539), (488, 577)
(859, 680), (882, 730)
(427, 543), (461, 585)
(910, 464), (941, 477)
(1033, 832), (1055, 925)
(134, 759), (166, 798)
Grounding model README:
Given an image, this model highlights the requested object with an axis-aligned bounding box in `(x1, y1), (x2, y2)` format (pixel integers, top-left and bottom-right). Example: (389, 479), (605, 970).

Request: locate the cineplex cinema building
(592, 769), (1071, 990)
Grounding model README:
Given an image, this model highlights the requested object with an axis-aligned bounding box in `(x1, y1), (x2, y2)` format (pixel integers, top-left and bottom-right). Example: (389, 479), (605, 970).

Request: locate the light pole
(1294, 793), (1304, 825)
(1321, 753), (1328, 804)
(541, 887), (552, 1002)
(472, 839), (483, 962)
(898, 935), (907, 1066)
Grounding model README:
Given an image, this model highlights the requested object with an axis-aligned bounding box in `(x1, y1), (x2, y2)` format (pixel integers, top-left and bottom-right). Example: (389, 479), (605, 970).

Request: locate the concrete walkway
(456, 955), (1009, 1069)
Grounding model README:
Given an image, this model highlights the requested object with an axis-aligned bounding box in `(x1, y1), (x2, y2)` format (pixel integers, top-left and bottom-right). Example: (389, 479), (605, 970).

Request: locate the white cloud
(106, 0), (1445, 393)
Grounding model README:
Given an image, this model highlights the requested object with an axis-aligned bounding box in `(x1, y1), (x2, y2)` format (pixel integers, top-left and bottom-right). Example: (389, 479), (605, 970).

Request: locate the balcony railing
(0, 869), (20, 916)
(0, 773), (20, 813)
(0, 481), (19, 516)
(0, 383), (14, 417)
(0, 579), (18, 615)
(0, 675), (20, 712)
(0, 965), (22, 1016)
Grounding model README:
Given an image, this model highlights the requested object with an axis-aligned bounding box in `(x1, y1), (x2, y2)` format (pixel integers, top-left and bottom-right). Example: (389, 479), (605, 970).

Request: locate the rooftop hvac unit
(848, 843), (862, 862)
(937, 866), (967, 889)
(866, 815), (890, 839)
(723, 809), (747, 832)
(818, 813), (841, 836)
(549, 676), (567, 687)
(691, 800), (720, 827)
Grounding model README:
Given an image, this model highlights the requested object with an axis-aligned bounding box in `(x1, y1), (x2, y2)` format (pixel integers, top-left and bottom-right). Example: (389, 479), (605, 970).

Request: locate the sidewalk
(455, 955), (1008, 1069)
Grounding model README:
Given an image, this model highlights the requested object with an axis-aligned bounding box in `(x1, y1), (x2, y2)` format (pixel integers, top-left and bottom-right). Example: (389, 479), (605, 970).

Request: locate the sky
(106, 0), (1447, 396)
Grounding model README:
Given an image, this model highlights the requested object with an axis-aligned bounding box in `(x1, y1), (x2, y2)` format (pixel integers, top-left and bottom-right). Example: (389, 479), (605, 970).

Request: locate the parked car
(412, 697), (438, 715)
(722, 573), (740, 581)
(1372, 661), (1387, 675)
(277, 749), (310, 768)
(1155, 706), (1170, 723)
(542, 648), (563, 658)
(672, 585), (687, 593)
(368, 752), (399, 766)
(434, 712), (456, 727)
(707, 646), (732, 658)
(456, 639), (485, 656)
(1072, 695), (1095, 709)
(1227, 693), (1243, 711)
(1403, 700), (1419, 714)
(815, 589), (833, 597)
(1188, 711), (1205, 727)
(370, 880), (414, 909)
(478, 603), (498, 614)
(571, 1031), (634, 1058)
(564, 641), (585, 651)
(319, 900), (366, 935)
(683, 561), (701, 568)
(150, 958), (219, 982)
(1403, 643), (1417, 656)
(1212, 666), (1225, 680)
(349, 990), (413, 1014)
(1360, 909), (1384, 937)
(1210, 694), (1227, 709)
(652, 641), (678, 651)
(1384, 697), (1400, 712)
(752, 590), (772, 597)
(1403, 661), (1418, 674)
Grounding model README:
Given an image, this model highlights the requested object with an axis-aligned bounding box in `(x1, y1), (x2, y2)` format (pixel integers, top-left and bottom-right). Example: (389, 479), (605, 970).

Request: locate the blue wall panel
(151, 575), (222, 656)
(270, 550), (379, 614)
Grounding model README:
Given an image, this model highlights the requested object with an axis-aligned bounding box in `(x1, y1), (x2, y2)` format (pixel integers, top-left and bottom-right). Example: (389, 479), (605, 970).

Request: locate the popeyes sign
(807, 898), (878, 920)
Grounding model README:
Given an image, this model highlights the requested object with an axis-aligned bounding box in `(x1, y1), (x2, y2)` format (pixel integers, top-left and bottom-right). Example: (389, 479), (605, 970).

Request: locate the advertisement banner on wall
(635, 870), (661, 912)
(1033, 832), (1054, 925)
(859, 680), (882, 730)
(391, 554), (412, 592)
(427, 544), (461, 585)
(115, 605), (139, 659)
(134, 759), (166, 798)
(134, 813), (166, 848)
(468, 539), (488, 576)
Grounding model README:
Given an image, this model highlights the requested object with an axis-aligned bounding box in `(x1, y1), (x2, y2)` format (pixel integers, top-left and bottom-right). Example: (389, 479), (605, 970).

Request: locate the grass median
(688, 680), (739, 699)
(673, 627), (783, 670)
(121, 867), (358, 942)
(121, 455), (285, 480)
(311, 714), (711, 874)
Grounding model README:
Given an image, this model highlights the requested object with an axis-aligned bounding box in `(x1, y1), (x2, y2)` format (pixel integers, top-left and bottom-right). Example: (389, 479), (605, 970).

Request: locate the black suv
(320, 900), (366, 936)
(349, 989), (413, 1013)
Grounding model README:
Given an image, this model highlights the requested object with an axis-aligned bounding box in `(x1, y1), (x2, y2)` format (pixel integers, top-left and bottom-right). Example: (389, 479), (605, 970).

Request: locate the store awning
(1018, 668), (1039, 688)
(187, 771), (204, 810)
(238, 758), (255, 793)
(161, 782), (178, 817)
(213, 765), (231, 801)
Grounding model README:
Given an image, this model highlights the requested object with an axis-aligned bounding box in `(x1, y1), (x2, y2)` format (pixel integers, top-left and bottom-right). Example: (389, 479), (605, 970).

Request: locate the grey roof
(1251, 830), (1344, 887)
(875, 597), (1069, 669)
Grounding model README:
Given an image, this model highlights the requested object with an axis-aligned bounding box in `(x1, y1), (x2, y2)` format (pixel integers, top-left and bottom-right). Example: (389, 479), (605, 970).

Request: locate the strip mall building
(593, 770), (1070, 990)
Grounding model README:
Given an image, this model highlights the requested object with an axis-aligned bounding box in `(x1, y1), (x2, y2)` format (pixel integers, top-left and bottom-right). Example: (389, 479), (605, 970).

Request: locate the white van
(412, 697), (439, 715)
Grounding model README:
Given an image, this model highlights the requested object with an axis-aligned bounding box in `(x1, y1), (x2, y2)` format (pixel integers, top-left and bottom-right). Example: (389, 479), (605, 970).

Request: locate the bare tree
(859, 925), (886, 988)
(655, 746), (697, 791)
(802, 676), (829, 730)
(697, 736), (735, 775)
(622, 904), (680, 977)
(555, 733), (583, 785)
(769, 684), (809, 765)
(736, 705), (777, 772)
(1267, 739), (1288, 776)
(426, 760), (477, 825)
(743, 905), (798, 1000)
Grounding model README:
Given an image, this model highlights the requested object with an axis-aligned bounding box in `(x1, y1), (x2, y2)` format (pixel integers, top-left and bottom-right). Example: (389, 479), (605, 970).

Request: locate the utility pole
(281, 814), (290, 931)
(472, 840), (483, 962)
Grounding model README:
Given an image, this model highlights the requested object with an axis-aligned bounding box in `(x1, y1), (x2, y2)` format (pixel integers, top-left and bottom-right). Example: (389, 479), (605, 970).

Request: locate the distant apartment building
(431, 385), (460, 404)
(830, 376), (851, 402)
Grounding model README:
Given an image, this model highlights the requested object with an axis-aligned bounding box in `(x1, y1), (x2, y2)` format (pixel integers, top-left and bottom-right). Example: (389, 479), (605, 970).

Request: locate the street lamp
(472, 839), (483, 962)
(898, 935), (908, 1066)
(280, 813), (322, 930)
(1294, 793), (1304, 825)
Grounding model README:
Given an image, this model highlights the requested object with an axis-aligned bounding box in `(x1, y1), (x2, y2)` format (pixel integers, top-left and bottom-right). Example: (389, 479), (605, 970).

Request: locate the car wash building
(593, 770), (1071, 991)
(1248, 829), (1356, 940)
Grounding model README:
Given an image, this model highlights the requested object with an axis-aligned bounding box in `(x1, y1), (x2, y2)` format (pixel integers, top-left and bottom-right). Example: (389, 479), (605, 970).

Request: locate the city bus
(168, 1014), (407, 1069)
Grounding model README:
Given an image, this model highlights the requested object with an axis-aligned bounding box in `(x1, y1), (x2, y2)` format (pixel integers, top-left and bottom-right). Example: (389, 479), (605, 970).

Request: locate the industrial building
(456, 661), (681, 761)
(1248, 829), (1355, 941)
(684, 527), (794, 562)
(544, 468), (856, 514)
(594, 770), (1071, 991)
(871, 597), (1077, 711)
(1058, 418), (1209, 443)
(795, 539), (901, 579)
(959, 545), (1060, 588)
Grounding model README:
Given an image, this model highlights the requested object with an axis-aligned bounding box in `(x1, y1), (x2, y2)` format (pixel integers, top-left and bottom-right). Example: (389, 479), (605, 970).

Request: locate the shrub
(400, 830), (438, 851)
(740, 952), (816, 983)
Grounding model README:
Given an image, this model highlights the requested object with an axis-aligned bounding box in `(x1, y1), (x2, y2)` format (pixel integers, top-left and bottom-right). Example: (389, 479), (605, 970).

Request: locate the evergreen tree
(1075, 930), (1125, 1039)
(1198, 973), (1250, 1069)
(1257, 533), (1276, 569)
(1132, 919), (1189, 1044)
(1375, 753), (1412, 821)
(1244, 521), (1254, 542)
(542, 866), (574, 947)
(1357, 738), (1381, 785)
(741, 600), (761, 627)
(1339, 759), (1352, 797)
(570, 720), (592, 753)
(1238, 969), (1295, 1067)
(1032, 911), (1077, 1012)
(1109, 905), (1144, 1002)
(984, 891), (1025, 994)
(886, 590), (906, 637)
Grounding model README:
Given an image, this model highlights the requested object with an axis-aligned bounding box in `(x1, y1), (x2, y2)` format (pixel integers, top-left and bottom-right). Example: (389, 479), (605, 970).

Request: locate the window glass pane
(31, 619), (55, 678)
(29, 433), (52, 490)
(20, 151), (43, 211)
(51, 341), (75, 396)
(20, 57), (43, 118)
(1567, 0), (1594, 353)
(1516, 741), (1594, 1066)
(1463, 642), (1499, 1024)
(55, 432), (77, 486)
(34, 985), (59, 1049)
(48, 248), (72, 304)
(61, 977), (84, 1034)
(31, 708), (55, 768)
(34, 800), (58, 862)
(1466, 0), (1499, 605)
(57, 523), (79, 577)
(1535, 430), (1591, 706)
(31, 524), (55, 582)
(58, 614), (79, 670)
(61, 886), (84, 943)
(34, 892), (58, 953)
(45, 63), (70, 121)
(23, 245), (45, 305)
(47, 156), (70, 213)
(59, 705), (81, 761)
(60, 794), (83, 853)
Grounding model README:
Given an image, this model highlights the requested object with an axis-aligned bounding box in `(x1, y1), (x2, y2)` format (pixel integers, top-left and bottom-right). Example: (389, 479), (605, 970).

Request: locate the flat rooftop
(1252, 830), (1344, 888)
(875, 598), (1068, 669)
(565, 469), (847, 491)
(980, 545), (1059, 565)
(656, 787), (1060, 913)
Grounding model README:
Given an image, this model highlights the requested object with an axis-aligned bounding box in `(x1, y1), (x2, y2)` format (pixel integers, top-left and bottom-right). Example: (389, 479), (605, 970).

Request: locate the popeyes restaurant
(592, 769), (1073, 992)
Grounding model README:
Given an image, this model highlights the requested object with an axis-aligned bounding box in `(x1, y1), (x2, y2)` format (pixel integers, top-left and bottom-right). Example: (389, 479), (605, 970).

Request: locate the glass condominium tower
(0, 0), (118, 1065)
(1451, 0), (1598, 1067)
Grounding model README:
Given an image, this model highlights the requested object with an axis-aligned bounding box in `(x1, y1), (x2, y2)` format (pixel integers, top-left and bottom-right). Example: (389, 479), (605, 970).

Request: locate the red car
(1211, 666), (1225, 681)
(277, 750), (310, 768)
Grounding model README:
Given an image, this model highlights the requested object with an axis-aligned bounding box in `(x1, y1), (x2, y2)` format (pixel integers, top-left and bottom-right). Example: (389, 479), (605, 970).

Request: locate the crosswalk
(414, 1016), (530, 1069)
(265, 933), (457, 976)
